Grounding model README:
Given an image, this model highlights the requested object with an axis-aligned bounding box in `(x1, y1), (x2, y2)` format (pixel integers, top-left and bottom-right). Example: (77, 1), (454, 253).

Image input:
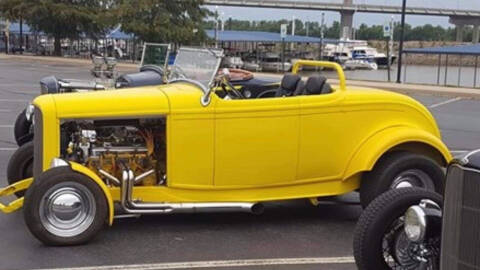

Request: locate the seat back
(275, 74), (301, 97)
(305, 76), (333, 95)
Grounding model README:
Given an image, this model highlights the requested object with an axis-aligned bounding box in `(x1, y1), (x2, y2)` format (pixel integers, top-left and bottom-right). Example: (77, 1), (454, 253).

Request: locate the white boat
(351, 46), (396, 66)
(323, 43), (378, 70)
(343, 59), (378, 70)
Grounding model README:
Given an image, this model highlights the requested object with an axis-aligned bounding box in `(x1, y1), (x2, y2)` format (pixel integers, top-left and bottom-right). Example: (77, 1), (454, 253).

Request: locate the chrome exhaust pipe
(118, 169), (263, 215)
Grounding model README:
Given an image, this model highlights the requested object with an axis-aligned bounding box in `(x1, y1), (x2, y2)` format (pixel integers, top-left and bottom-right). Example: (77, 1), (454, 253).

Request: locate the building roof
(404, 44), (480, 56)
(205, 29), (339, 44)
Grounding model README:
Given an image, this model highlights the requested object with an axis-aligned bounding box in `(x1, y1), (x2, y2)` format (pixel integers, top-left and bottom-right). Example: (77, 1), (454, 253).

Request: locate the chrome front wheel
(24, 167), (108, 246)
(39, 184), (96, 238)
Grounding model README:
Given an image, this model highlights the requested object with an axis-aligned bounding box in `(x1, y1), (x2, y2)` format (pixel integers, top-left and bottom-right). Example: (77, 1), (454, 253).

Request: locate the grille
(33, 107), (43, 177)
(441, 164), (480, 270)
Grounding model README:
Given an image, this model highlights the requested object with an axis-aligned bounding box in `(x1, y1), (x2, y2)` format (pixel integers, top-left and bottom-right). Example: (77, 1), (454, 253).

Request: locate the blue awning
(8, 22), (134, 40)
(404, 44), (480, 56)
(206, 29), (342, 44)
(9, 22), (36, 35)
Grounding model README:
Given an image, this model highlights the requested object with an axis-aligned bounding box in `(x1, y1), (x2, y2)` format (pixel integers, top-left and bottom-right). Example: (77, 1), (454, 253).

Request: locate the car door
(213, 96), (300, 187)
(296, 90), (347, 182)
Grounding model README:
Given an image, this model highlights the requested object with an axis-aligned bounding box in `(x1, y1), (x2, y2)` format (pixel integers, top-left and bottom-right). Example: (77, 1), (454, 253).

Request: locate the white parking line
(429, 97), (463, 109)
(0, 125), (13, 128)
(0, 98), (30, 103)
(0, 147), (17, 151)
(0, 109), (12, 112)
(42, 257), (356, 270)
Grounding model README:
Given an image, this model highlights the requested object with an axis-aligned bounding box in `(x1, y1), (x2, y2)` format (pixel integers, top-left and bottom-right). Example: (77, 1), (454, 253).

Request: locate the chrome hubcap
(391, 169), (435, 190)
(39, 183), (96, 237)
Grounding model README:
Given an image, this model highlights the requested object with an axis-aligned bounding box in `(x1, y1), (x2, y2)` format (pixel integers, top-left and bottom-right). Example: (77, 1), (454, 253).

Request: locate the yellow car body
(1, 61), (451, 226)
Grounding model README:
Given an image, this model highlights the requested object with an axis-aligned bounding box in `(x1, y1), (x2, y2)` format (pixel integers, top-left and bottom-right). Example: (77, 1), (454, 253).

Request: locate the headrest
(305, 76), (327, 95)
(281, 74), (301, 92)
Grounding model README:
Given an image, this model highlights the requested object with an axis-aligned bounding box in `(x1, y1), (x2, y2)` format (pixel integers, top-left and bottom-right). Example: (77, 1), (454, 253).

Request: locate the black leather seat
(304, 76), (332, 95)
(275, 74), (302, 97)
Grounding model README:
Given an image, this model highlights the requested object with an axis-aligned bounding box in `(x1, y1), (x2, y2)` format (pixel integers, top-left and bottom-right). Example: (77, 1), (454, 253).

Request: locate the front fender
(343, 126), (452, 180)
(70, 162), (115, 225)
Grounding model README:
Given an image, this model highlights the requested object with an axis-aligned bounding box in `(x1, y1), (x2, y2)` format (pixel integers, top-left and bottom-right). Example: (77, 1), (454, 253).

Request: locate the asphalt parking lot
(0, 58), (479, 270)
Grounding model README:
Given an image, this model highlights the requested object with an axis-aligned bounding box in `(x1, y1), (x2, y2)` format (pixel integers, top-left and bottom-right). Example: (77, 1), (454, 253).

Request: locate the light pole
(396, 0), (407, 83)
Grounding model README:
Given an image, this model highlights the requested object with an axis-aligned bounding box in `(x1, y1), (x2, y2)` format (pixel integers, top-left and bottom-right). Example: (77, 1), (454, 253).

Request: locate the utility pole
(396, 0), (407, 83)
(320, 12), (325, 60)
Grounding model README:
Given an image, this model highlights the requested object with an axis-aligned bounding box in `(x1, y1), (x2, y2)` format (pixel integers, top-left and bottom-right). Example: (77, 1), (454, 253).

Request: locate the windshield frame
(168, 47), (224, 94)
(140, 43), (171, 71)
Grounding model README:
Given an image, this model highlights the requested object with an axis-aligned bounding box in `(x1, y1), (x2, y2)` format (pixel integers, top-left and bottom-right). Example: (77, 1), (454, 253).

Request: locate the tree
(0, 0), (116, 56)
(116, 0), (210, 45)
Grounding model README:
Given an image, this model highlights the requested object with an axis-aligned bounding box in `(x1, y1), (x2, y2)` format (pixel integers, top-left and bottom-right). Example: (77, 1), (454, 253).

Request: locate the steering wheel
(221, 77), (245, 99)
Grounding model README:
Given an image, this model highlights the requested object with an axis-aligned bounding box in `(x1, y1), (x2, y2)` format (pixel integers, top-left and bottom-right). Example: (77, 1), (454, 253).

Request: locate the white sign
(383, 23), (392, 38)
(280, 24), (288, 39)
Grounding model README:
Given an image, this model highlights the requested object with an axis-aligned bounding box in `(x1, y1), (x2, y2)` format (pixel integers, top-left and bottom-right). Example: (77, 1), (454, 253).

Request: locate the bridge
(204, 0), (480, 42)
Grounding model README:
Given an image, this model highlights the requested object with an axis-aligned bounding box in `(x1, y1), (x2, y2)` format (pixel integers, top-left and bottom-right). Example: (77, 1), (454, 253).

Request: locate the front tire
(7, 141), (34, 197)
(24, 167), (108, 246)
(360, 152), (445, 208)
(14, 109), (32, 146)
(353, 188), (442, 270)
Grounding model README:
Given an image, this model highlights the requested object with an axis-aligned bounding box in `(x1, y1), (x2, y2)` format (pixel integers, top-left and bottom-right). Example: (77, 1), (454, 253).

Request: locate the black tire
(14, 109), (32, 146)
(7, 141), (34, 197)
(353, 188), (443, 270)
(360, 151), (445, 208)
(24, 167), (108, 246)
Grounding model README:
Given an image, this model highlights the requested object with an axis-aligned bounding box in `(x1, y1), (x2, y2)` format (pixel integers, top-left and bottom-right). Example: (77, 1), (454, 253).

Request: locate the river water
(310, 65), (480, 89)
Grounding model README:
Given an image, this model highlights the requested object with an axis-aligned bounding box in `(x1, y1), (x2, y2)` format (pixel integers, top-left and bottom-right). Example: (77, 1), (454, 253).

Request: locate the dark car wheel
(7, 141), (34, 197)
(14, 109), (33, 146)
(353, 188), (443, 270)
(24, 167), (108, 246)
(360, 151), (445, 208)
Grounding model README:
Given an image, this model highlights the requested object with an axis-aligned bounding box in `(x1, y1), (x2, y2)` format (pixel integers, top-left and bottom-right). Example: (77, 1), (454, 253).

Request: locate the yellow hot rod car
(0, 47), (451, 245)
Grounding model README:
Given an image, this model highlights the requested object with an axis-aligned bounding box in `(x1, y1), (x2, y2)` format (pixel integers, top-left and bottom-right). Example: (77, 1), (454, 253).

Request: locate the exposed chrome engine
(60, 118), (166, 186)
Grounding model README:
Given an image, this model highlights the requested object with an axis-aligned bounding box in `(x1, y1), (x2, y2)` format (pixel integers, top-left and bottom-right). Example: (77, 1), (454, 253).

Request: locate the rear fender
(343, 126), (452, 180)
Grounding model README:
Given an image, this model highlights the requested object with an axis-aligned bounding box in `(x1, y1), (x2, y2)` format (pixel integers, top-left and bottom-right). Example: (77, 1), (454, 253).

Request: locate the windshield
(168, 47), (223, 91)
(141, 43), (171, 69)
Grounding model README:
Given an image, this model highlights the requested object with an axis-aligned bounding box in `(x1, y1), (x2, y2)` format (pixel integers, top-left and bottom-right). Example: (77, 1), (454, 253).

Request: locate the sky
(207, 0), (480, 28)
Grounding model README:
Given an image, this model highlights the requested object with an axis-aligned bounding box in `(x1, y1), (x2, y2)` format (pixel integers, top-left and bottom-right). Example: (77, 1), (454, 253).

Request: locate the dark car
(353, 150), (480, 270)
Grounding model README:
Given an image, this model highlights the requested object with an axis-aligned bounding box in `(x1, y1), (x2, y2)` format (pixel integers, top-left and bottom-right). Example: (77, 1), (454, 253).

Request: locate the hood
(33, 85), (171, 119)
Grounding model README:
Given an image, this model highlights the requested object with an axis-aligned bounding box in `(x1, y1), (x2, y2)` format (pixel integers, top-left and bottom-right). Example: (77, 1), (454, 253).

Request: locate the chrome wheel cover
(39, 182), (96, 237)
(391, 169), (435, 190)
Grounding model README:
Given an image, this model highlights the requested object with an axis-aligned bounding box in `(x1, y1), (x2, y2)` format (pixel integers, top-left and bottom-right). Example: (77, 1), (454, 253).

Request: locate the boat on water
(324, 44), (378, 71)
(351, 46), (396, 66)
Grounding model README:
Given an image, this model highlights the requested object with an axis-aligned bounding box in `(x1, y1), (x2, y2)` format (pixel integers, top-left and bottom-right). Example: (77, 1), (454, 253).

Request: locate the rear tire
(24, 167), (108, 246)
(7, 141), (34, 197)
(360, 151), (444, 208)
(14, 109), (32, 146)
(353, 188), (442, 270)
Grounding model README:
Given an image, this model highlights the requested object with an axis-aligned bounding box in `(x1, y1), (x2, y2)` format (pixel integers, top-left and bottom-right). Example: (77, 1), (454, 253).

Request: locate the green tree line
(0, 0), (210, 56)
(205, 18), (464, 42)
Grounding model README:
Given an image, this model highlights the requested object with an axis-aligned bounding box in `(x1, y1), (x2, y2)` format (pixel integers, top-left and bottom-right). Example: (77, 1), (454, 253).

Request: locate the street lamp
(396, 0), (407, 83)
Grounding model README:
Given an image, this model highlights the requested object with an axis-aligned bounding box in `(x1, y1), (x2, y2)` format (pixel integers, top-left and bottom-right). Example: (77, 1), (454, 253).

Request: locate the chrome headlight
(404, 205), (427, 242)
(25, 103), (35, 122)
